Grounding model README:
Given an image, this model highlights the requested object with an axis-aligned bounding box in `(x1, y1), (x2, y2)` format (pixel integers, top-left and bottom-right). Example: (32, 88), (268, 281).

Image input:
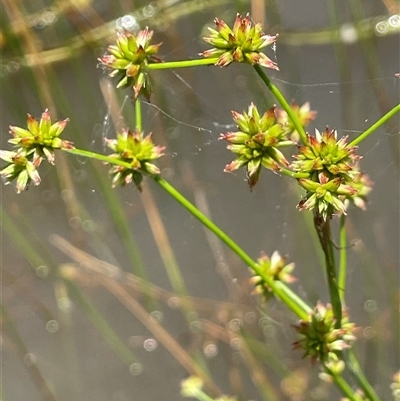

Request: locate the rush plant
(2, 13), (399, 401)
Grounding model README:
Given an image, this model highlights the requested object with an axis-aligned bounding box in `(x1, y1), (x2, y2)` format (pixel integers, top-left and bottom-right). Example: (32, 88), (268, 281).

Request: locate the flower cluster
(201, 13), (278, 69)
(104, 128), (165, 191)
(276, 101), (317, 141)
(250, 251), (296, 300)
(220, 103), (293, 189)
(0, 109), (73, 193)
(292, 127), (372, 219)
(292, 302), (357, 364)
(99, 28), (162, 100)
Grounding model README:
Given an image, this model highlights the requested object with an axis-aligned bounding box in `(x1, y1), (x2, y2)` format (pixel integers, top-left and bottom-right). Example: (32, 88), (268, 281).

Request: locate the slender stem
(314, 213), (342, 327)
(64, 145), (307, 311)
(64, 147), (310, 318)
(325, 368), (359, 401)
(135, 98), (142, 131)
(148, 58), (219, 70)
(253, 64), (308, 144)
(349, 103), (400, 147)
(280, 167), (309, 179)
(65, 148), (132, 168)
(338, 214), (347, 302)
(346, 350), (380, 401)
(154, 175), (311, 319)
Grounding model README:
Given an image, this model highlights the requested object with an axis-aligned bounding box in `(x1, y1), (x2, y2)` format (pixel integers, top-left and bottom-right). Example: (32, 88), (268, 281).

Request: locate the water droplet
(115, 17), (123, 30)
(57, 297), (71, 312)
(36, 265), (49, 278)
(364, 299), (377, 313)
(167, 297), (180, 309)
(229, 318), (242, 331)
(262, 324), (276, 338)
(230, 337), (241, 350)
(46, 320), (59, 333)
(244, 311), (256, 324)
(42, 11), (57, 25)
(388, 14), (400, 28)
(203, 342), (218, 358)
(129, 362), (143, 375)
(363, 326), (376, 339)
(189, 320), (202, 333)
(258, 316), (269, 328)
(142, 5), (155, 18)
(375, 21), (388, 34)
(82, 220), (96, 233)
(69, 216), (81, 230)
(150, 310), (163, 322)
(119, 15), (140, 33)
(143, 338), (157, 351)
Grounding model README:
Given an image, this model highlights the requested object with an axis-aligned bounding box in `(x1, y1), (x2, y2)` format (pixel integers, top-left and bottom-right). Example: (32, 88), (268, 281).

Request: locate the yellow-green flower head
(220, 103), (293, 190)
(293, 127), (359, 176)
(292, 127), (372, 218)
(1, 109), (73, 193)
(250, 250), (296, 300)
(293, 301), (357, 364)
(276, 101), (317, 141)
(99, 28), (162, 100)
(0, 149), (41, 193)
(201, 13), (279, 69)
(180, 376), (204, 398)
(297, 171), (357, 220)
(344, 166), (373, 211)
(105, 128), (165, 190)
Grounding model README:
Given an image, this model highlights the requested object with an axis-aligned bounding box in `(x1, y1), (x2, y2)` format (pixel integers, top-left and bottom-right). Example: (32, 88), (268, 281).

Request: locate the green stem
(325, 368), (359, 401)
(154, 175), (311, 319)
(314, 213), (342, 327)
(64, 147), (310, 318)
(65, 148), (133, 168)
(135, 98), (142, 131)
(349, 103), (400, 147)
(253, 64), (308, 144)
(346, 350), (380, 401)
(338, 214), (347, 302)
(148, 58), (219, 70)
(280, 167), (309, 179)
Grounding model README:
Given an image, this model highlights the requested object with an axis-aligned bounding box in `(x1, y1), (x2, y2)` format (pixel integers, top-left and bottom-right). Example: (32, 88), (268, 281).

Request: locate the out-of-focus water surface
(1, 0), (399, 400)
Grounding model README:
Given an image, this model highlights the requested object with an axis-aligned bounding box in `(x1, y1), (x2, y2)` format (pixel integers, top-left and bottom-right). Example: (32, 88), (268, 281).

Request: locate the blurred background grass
(1, 0), (399, 400)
